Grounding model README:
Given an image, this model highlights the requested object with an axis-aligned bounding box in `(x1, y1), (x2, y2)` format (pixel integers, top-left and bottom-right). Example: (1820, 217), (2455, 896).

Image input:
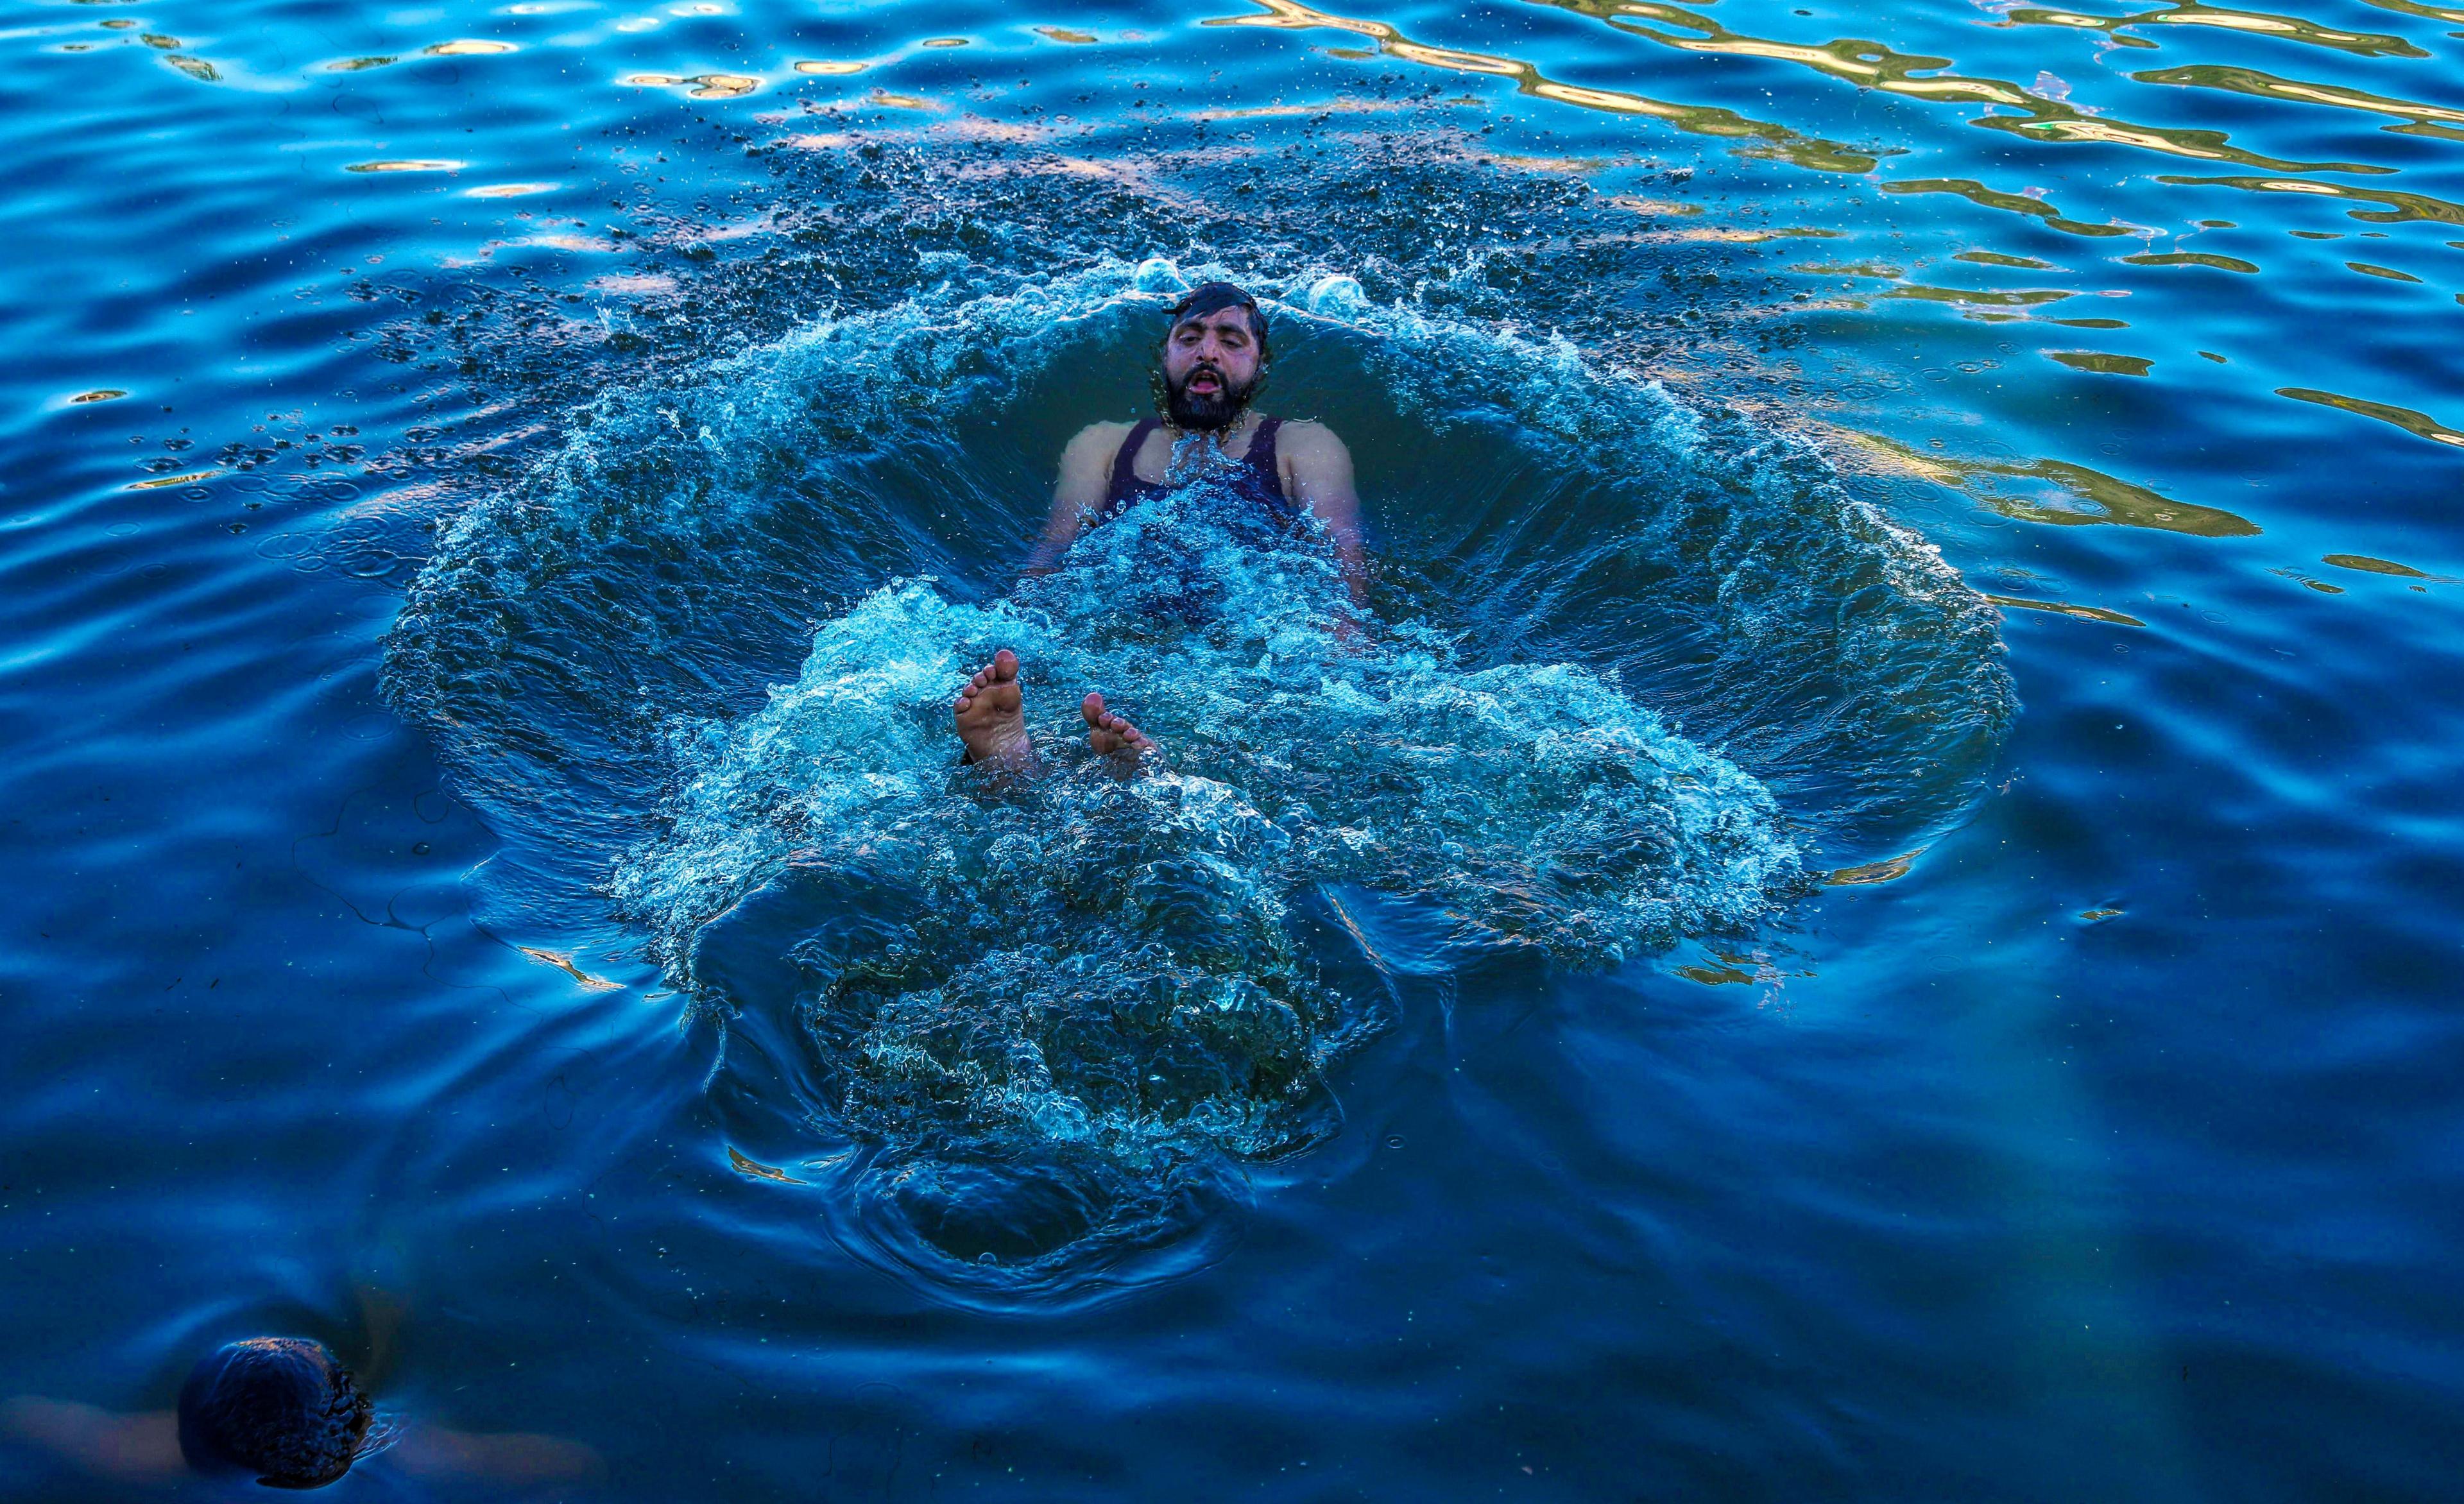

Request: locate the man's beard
(1163, 363), (1258, 432)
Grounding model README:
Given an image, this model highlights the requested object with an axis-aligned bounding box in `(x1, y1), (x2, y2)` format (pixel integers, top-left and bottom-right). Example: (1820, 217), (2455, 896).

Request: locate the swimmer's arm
(1283, 422), (1369, 608)
(1022, 423), (1127, 576)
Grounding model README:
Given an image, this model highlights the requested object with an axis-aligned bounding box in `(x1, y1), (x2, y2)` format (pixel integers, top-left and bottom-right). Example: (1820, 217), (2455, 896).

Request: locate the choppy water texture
(4, 0), (2462, 1498)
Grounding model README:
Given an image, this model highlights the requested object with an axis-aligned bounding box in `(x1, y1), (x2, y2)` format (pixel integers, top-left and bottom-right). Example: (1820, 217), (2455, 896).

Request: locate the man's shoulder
(1057, 420), (1137, 479)
(1065, 419), (1140, 452)
(1271, 416), (1349, 457)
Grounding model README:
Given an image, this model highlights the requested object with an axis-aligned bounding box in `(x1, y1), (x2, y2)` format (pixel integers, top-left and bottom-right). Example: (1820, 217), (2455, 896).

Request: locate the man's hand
(1025, 422), (1133, 575)
(1279, 420), (1369, 611)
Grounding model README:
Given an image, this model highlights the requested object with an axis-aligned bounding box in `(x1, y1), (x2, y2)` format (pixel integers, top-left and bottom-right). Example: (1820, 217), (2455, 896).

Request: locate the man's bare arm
(1281, 421), (1369, 607)
(1023, 423), (1129, 575)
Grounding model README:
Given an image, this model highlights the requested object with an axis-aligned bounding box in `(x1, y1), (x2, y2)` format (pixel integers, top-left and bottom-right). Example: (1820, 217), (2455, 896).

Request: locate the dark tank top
(1097, 416), (1292, 525)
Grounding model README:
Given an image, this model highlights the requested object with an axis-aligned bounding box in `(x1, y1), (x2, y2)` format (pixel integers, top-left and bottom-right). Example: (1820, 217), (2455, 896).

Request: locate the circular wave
(384, 259), (2013, 1301)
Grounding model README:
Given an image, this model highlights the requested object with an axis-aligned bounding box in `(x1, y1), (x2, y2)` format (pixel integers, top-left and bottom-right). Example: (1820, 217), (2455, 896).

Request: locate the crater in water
(385, 258), (2013, 1302)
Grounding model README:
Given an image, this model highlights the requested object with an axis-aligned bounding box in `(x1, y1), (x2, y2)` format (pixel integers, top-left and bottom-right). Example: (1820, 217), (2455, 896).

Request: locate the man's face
(1161, 306), (1263, 431)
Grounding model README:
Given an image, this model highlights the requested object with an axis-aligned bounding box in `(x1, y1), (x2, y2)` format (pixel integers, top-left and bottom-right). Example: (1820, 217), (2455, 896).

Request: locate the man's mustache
(1161, 358), (1252, 430)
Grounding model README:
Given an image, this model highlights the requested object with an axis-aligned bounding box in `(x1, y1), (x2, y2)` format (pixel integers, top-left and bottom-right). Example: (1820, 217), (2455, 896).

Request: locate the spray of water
(386, 259), (2012, 1294)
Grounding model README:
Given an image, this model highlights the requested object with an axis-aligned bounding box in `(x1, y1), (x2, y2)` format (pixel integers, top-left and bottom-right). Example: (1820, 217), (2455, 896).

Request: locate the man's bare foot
(1082, 692), (1155, 765)
(955, 649), (1035, 770)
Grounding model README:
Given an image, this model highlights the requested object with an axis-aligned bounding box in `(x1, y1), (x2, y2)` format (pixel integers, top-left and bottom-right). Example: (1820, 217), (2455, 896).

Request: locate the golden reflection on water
(2136, 64), (2464, 138)
(2157, 175), (2464, 228)
(1467, 148), (1626, 172)
(2003, 1), (2424, 57)
(1607, 194), (1700, 216)
(2278, 387), (2464, 446)
(515, 946), (620, 989)
(1188, 96), (1476, 120)
(1840, 431), (2263, 537)
(586, 273), (680, 295)
(2282, 568), (2348, 592)
(2123, 251), (2261, 271)
(2323, 553), (2440, 578)
(305, 37), (524, 74)
(67, 0), (2455, 298)
(1992, 112), (2381, 173)
(1208, 0), (1878, 171)
(1673, 959), (1758, 984)
(40, 0), (2451, 577)
(1883, 179), (2137, 238)
(1656, 225), (1835, 243)
(1827, 850), (1922, 885)
(1880, 284), (2085, 311)
(726, 1147), (807, 1184)
(1983, 594), (2150, 626)
(2048, 351), (2156, 375)
(1793, 262), (1904, 279)
(1532, 0), (2394, 175)
(2348, 0), (2464, 26)
(624, 71), (762, 98)
(1446, 0), (2464, 318)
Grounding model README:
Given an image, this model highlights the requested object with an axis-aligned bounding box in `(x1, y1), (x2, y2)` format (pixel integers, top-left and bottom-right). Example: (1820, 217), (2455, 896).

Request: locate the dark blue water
(5, 0), (2462, 1498)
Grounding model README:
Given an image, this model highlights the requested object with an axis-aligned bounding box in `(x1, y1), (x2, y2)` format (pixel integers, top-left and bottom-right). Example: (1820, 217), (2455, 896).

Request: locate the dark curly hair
(1164, 282), (1270, 366)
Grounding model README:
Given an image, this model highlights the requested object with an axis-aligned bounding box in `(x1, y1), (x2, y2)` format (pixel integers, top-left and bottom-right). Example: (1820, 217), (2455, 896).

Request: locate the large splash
(623, 466), (1806, 963)
(384, 259), (2014, 1294)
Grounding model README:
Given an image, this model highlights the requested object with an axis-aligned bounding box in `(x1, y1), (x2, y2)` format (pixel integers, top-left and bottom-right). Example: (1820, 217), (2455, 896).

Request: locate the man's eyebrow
(1167, 310), (1260, 341)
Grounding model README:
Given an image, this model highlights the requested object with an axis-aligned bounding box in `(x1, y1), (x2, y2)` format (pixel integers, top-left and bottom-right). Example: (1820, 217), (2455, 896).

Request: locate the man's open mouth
(1188, 369), (1222, 393)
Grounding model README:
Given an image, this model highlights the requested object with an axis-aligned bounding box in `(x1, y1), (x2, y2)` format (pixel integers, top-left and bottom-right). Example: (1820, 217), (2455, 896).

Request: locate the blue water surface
(3, 0), (2462, 1498)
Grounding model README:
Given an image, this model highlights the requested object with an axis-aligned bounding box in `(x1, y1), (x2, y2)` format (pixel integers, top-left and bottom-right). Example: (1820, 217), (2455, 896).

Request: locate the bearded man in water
(952, 282), (1367, 771)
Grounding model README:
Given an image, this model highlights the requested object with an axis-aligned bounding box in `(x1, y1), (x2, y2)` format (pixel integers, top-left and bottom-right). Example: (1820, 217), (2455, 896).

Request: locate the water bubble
(1304, 275), (1368, 316)
(1133, 257), (1186, 295)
